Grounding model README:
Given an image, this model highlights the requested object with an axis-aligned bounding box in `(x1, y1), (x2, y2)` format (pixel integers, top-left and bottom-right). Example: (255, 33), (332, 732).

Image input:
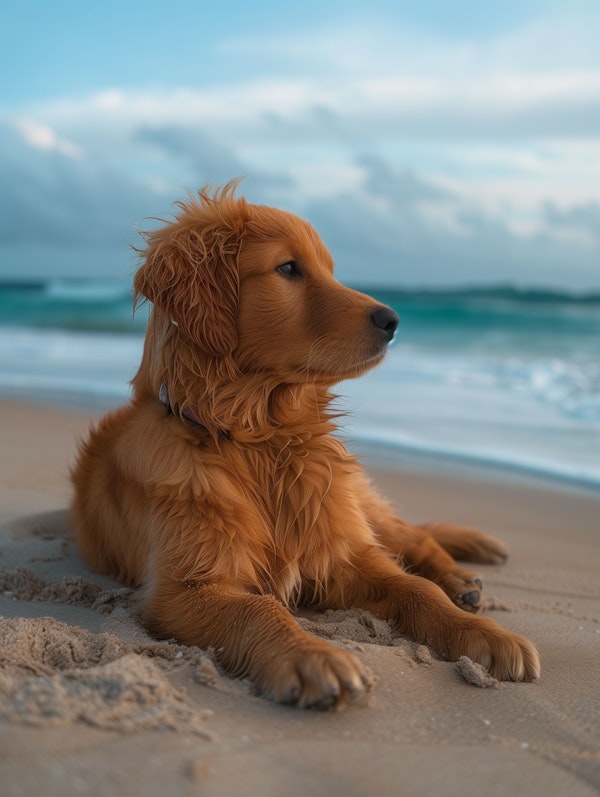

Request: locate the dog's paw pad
(452, 578), (484, 613)
(460, 589), (482, 608)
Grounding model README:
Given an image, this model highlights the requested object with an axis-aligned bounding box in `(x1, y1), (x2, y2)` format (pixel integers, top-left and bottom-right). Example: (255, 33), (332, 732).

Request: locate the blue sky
(1, 0), (600, 289)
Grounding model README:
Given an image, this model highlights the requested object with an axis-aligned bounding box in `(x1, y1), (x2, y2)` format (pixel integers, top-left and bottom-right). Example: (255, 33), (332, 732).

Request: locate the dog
(71, 182), (540, 709)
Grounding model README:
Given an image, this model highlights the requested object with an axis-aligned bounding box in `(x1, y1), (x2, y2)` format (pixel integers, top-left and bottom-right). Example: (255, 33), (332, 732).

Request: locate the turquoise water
(1, 280), (599, 487)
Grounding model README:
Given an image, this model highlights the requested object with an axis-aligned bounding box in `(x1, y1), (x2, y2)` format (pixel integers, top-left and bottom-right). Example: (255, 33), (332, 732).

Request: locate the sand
(1, 398), (599, 796)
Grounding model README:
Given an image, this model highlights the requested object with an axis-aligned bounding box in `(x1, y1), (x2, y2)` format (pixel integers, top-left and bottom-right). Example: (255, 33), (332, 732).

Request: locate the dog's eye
(276, 262), (301, 279)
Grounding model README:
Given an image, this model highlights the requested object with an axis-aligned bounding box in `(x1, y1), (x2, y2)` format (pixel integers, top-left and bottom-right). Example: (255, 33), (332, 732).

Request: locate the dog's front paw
(440, 568), (485, 614)
(261, 640), (375, 710)
(442, 617), (541, 682)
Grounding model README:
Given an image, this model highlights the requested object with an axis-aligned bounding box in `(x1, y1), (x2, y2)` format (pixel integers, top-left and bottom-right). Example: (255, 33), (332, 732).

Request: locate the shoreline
(352, 437), (600, 498)
(1, 398), (600, 795)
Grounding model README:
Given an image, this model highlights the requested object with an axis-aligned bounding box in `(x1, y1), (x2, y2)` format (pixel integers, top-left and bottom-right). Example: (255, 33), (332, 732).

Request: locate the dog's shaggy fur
(72, 184), (540, 708)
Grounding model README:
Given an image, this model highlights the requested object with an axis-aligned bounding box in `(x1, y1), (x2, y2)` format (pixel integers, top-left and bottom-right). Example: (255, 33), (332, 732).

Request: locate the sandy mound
(0, 616), (213, 735)
(0, 567), (135, 614)
(454, 655), (500, 688)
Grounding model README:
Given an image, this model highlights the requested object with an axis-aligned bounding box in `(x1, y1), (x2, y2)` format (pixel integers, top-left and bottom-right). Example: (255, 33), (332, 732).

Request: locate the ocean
(1, 280), (599, 489)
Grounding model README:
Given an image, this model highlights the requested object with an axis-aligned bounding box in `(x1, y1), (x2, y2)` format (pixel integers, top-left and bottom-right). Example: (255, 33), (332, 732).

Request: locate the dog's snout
(370, 305), (399, 343)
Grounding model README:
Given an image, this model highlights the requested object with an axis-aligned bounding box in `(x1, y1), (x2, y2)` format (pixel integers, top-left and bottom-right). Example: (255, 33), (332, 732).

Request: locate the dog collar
(158, 385), (205, 427)
(158, 385), (231, 439)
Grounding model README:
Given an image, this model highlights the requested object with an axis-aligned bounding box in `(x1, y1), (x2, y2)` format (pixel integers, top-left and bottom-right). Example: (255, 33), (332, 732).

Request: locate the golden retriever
(72, 183), (540, 708)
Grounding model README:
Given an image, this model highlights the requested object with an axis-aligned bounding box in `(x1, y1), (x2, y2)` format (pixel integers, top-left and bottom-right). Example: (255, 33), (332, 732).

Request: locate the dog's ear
(135, 191), (245, 357)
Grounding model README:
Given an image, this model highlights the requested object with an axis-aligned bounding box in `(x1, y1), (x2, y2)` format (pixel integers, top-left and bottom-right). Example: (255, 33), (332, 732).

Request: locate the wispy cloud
(11, 118), (84, 159)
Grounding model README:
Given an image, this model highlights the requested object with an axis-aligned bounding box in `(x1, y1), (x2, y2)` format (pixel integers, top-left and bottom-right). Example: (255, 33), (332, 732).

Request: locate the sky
(1, 0), (600, 290)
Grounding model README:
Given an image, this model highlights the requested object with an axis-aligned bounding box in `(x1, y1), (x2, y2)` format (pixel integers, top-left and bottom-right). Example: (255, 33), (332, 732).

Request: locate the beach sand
(1, 398), (599, 796)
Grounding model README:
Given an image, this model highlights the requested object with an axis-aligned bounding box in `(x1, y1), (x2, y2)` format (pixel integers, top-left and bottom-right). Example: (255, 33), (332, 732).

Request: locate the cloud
(136, 125), (294, 197)
(11, 118), (84, 159)
(2, 8), (600, 287)
(0, 122), (157, 247)
(30, 70), (600, 144)
(21, 5), (600, 144)
(543, 201), (600, 247)
(0, 119), (295, 281)
(306, 155), (600, 289)
(211, 8), (600, 139)
(357, 155), (452, 205)
(2, 115), (599, 289)
(544, 201), (600, 235)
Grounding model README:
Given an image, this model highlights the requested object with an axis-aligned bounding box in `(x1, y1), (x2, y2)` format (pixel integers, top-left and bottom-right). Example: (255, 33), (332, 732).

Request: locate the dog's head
(135, 182), (398, 392)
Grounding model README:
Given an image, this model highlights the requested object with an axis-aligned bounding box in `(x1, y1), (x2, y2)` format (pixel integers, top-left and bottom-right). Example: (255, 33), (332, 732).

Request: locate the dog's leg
(376, 519), (489, 613)
(363, 490), (506, 613)
(144, 578), (374, 709)
(327, 547), (540, 682)
(417, 522), (508, 564)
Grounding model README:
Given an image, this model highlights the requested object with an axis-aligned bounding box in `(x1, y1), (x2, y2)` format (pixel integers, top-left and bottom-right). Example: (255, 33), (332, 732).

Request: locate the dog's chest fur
(237, 434), (365, 603)
(149, 418), (370, 604)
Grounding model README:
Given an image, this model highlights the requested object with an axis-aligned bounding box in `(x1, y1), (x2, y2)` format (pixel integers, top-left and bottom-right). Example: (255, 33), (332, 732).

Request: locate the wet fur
(72, 183), (540, 709)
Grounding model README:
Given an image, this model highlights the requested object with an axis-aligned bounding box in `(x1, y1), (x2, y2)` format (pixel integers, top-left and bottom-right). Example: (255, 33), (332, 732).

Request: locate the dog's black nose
(371, 305), (399, 342)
